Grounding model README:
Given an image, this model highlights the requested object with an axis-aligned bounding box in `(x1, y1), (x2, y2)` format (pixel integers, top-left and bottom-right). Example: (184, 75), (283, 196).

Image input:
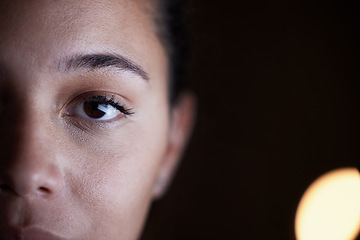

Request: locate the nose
(0, 115), (63, 198)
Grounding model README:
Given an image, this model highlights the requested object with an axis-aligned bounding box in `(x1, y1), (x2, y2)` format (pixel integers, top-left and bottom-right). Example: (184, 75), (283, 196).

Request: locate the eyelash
(83, 95), (134, 116)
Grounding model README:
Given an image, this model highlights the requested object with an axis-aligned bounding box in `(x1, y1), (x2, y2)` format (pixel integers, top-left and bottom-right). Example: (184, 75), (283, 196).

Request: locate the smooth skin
(0, 0), (194, 239)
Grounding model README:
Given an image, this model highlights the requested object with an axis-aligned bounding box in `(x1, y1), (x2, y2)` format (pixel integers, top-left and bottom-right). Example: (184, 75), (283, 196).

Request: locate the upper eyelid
(66, 92), (126, 108)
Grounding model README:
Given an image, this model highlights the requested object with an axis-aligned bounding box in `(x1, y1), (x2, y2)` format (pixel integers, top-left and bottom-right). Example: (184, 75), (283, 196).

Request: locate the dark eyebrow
(64, 53), (149, 80)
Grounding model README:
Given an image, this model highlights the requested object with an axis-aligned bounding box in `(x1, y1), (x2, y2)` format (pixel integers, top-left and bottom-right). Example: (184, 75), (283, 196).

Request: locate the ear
(152, 92), (196, 199)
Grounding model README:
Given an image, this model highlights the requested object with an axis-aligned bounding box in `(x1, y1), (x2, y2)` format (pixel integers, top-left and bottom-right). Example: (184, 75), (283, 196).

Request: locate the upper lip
(3, 226), (69, 240)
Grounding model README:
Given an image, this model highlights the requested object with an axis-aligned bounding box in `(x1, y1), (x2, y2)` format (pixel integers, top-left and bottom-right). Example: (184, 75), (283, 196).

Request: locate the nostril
(38, 186), (51, 194)
(0, 184), (52, 196)
(1, 163), (63, 196)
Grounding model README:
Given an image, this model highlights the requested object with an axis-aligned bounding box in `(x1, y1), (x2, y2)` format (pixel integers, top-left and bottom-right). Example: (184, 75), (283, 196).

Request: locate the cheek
(59, 109), (169, 238)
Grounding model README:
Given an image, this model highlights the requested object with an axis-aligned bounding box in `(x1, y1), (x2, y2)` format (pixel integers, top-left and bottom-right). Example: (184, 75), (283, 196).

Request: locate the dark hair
(157, 0), (188, 104)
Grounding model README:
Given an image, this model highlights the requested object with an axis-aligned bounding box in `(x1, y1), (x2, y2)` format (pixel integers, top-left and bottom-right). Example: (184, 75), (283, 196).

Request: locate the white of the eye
(75, 103), (121, 120)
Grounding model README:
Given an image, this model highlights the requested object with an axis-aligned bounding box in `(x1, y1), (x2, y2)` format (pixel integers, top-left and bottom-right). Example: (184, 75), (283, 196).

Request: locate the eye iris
(84, 101), (106, 119)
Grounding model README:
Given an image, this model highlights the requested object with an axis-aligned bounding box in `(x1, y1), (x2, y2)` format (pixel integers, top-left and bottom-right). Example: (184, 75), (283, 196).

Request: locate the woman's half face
(0, 0), (188, 239)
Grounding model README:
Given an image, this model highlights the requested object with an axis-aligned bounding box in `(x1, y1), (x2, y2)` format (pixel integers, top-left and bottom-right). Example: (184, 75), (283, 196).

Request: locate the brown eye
(73, 100), (122, 120)
(83, 102), (107, 119)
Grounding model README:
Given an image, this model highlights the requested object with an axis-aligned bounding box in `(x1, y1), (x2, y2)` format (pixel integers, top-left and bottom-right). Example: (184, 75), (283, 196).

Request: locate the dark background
(142, 0), (360, 239)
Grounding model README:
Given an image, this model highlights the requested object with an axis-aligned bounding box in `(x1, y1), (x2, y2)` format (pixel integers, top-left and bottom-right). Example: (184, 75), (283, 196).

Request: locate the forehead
(0, 0), (165, 79)
(0, 0), (153, 43)
(0, 0), (156, 31)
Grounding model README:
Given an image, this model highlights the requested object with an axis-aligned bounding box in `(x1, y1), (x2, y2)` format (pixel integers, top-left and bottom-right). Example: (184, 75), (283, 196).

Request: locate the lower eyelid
(62, 110), (128, 132)
(63, 116), (119, 134)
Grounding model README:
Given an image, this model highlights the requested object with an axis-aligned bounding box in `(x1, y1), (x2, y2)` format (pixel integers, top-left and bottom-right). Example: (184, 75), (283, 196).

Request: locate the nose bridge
(17, 107), (56, 160)
(0, 103), (63, 197)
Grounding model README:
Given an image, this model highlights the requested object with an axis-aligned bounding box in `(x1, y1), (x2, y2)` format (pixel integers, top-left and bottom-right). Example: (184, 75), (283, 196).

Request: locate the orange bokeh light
(295, 168), (360, 240)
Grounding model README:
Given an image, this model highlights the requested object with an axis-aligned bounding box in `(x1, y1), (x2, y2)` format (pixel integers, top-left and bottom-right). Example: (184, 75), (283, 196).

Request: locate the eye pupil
(84, 101), (106, 119)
